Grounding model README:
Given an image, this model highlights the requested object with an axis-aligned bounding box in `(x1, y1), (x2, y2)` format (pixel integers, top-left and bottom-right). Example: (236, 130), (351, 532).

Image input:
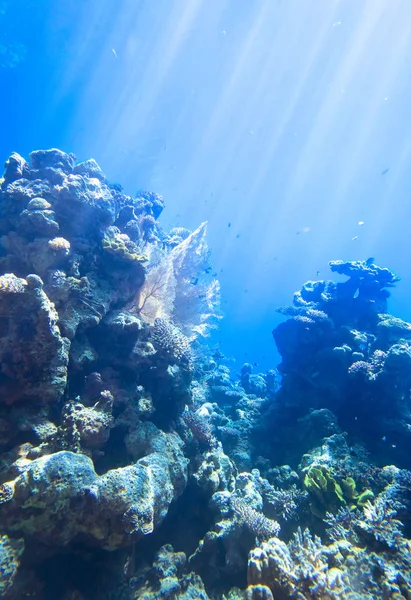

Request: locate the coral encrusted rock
(0, 273), (69, 405)
(0, 423), (188, 549)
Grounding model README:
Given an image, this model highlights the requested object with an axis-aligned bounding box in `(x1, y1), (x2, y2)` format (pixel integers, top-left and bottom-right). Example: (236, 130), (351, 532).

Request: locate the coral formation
(0, 149), (410, 600)
(0, 272), (69, 405)
(0, 535), (24, 597)
(126, 545), (210, 599)
(0, 422), (187, 548)
(303, 464), (373, 518)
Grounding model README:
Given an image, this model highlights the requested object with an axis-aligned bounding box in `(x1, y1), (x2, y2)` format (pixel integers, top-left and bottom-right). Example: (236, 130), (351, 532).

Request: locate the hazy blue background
(1, 0), (411, 370)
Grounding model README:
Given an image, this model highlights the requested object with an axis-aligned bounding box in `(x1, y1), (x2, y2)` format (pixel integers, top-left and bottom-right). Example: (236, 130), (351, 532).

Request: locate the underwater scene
(1, 0), (411, 598)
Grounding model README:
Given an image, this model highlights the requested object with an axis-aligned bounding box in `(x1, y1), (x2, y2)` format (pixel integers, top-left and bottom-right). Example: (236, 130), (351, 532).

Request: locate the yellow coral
(0, 273), (27, 294)
(48, 237), (70, 253)
(101, 234), (147, 263)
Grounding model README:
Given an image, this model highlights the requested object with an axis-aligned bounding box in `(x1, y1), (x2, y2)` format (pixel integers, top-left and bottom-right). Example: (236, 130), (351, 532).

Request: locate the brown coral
(61, 391), (114, 450)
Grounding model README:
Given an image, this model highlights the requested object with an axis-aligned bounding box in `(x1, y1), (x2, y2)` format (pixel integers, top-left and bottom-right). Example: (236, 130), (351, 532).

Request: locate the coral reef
(262, 258), (411, 469)
(0, 149), (411, 600)
(0, 148), (218, 597)
(126, 545), (210, 599)
(246, 488), (411, 599)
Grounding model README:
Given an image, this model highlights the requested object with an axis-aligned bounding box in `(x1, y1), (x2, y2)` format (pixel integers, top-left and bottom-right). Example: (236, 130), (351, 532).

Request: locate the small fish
(123, 554), (132, 577)
(381, 168), (389, 175)
(228, 222), (231, 227)
(316, 270), (320, 277)
(123, 544), (136, 578)
(236, 234), (240, 239)
(253, 362), (258, 366)
(212, 272), (217, 277)
(365, 257), (375, 266)
(382, 436), (387, 442)
(352, 236), (358, 241)
(190, 277), (199, 286)
(358, 221), (365, 226)
(111, 48), (118, 59)
(204, 266), (212, 274)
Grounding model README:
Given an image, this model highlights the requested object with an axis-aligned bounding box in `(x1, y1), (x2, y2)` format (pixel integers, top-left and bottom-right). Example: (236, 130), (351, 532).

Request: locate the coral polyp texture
(0, 149), (410, 599)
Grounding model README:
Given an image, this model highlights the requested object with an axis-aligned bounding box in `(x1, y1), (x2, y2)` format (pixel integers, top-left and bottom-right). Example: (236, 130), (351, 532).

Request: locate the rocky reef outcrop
(0, 148), (219, 597)
(0, 423), (187, 548)
(257, 259), (411, 469)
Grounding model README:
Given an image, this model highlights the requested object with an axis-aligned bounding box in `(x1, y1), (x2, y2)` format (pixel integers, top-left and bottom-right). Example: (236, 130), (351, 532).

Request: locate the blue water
(2, 0), (411, 370)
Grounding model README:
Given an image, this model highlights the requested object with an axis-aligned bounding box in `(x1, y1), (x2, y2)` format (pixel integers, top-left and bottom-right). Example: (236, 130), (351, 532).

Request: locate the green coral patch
(303, 465), (374, 519)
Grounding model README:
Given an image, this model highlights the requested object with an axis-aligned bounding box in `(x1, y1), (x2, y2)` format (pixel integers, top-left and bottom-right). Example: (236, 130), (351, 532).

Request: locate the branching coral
(325, 494), (405, 550)
(181, 408), (216, 448)
(231, 497), (280, 541)
(264, 486), (306, 522)
(247, 527), (383, 599)
(358, 497), (405, 549)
